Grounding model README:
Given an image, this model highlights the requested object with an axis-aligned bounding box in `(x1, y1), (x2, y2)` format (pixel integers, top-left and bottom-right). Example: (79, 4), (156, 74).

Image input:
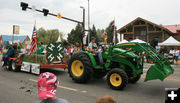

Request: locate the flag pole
(34, 19), (37, 62)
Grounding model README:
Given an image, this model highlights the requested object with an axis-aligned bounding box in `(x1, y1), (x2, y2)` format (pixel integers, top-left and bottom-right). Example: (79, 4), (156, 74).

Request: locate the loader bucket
(145, 63), (174, 82)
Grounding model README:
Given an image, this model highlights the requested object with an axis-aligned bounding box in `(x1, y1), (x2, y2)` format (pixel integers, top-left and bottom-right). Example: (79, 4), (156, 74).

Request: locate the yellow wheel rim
(110, 73), (122, 87)
(71, 60), (84, 77)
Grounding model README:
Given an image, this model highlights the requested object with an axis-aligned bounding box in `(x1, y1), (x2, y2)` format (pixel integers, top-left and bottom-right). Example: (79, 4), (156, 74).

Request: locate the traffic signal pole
(20, 2), (85, 50)
(25, 6), (82, 24)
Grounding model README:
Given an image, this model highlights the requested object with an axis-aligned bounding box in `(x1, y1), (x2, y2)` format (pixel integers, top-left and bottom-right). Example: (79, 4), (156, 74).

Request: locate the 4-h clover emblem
(46, 42), (64, 63)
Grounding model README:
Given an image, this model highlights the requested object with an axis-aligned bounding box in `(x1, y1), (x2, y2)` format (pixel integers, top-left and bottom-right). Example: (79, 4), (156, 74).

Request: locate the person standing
(0, 43), (3, 54)
(35, 72), (69, 103)
(169, 48), (175, 64)
(169, 48), (174, 55)
(37, 42), (44, 55)
(68, 46), (71, 55)
(174, 48), (180, 64)
(70, 46), (74, 56)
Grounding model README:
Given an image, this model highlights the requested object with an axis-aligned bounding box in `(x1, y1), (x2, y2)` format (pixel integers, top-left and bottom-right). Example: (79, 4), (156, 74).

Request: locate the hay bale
(37, 55), (47, 64)
(20, 54), (67, 64)
(21, 54), (47, 64)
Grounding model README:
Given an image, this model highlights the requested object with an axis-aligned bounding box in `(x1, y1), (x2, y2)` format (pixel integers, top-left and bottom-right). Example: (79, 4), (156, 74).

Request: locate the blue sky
(0, 0), (180, 39)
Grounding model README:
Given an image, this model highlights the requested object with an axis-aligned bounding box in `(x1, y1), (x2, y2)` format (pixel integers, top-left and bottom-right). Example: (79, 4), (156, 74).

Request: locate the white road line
(29, 79), (78, 92)
(58, 86), (77, 91)
(81, 90), (87, 93)
(29, 79), (37, 82)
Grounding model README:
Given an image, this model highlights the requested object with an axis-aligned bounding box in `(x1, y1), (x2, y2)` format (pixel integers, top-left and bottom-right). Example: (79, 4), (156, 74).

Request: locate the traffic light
(43, 8), (49, 16)
(20, 2), (28, 11)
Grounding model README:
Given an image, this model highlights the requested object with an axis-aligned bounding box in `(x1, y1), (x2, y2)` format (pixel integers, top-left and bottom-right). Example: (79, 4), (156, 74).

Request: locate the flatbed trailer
(2, 54), (68, 74)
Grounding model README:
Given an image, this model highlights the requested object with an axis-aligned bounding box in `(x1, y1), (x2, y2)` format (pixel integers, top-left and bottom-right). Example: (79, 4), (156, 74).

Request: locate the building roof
(1, 35), (29, 43)
(163, 25), (180, 34)
(117, 17), (173, 34)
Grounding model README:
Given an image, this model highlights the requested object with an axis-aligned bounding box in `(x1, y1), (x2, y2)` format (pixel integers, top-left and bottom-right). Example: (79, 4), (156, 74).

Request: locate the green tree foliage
(37, 27), (64, 45)
(105, 20), (117, 44)
(62, 40), (69, 48)
(67, 24), (83, 45)
(86, 24), (100, 45)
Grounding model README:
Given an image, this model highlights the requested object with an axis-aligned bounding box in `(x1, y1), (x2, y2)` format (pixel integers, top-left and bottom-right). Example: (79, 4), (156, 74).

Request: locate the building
(0, 35), (30, 45)
(117, 17), (180, 43)
(163, 25), (180, 41)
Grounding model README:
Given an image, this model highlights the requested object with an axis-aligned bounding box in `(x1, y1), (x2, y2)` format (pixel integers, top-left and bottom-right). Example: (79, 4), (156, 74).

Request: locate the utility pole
(80, 6), (85, 50)
(87, 0), (90, 45)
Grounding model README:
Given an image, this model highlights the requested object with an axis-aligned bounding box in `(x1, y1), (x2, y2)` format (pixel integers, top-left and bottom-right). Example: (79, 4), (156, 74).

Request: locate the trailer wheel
(129, 75), (141, 83)
(68, 53), (93, 83)
(1, 60), (4, 67)
(11, 61), (20, 72)
(107, 69), (128, 90)
(4, 61), (12, 71)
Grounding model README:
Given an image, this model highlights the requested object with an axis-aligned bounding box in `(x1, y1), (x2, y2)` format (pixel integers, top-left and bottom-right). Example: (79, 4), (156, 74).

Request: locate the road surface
(0, 63), (180, 103)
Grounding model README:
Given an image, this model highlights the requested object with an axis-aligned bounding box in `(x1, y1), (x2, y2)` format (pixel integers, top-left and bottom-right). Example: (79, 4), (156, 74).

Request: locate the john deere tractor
(68, 42), (174, 90)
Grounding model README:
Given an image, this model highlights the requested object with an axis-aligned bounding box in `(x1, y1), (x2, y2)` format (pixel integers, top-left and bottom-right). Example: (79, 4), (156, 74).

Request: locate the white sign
(13, 25), (20, 34)
(21, 62), (31, 72)
(21, 62), (40, 74)
(31, 63), (40, 74)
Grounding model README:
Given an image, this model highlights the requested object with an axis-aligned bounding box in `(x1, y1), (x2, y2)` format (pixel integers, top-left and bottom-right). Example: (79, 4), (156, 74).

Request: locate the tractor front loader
(115, 43), (174, 82)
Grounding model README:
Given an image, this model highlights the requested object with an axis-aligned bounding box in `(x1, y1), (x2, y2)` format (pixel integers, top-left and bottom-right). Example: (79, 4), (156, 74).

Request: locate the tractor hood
(112, 48), (139, 58)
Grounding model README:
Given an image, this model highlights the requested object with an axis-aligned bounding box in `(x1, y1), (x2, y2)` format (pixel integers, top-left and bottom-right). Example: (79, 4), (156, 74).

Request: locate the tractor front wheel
(107, 69), (128, 90)
(68, 53), (93, 83)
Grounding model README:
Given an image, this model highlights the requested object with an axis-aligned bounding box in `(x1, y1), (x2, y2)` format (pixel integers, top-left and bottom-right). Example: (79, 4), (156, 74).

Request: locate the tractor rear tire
(107, 69), (128, 90)
(93, 71), (107, 79)
(68, 53), (93, 83)
(129, 75), (141, 83)
(11, 61), (20, 72)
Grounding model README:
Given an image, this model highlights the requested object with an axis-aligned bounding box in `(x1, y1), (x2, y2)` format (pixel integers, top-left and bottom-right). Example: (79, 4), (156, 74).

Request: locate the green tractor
(68, 42), (174, 90)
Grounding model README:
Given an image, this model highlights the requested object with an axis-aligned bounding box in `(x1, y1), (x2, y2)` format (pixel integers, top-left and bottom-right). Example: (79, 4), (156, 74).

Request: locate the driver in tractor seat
(88, 37), (104, 65)
(2, 45), (14, 66)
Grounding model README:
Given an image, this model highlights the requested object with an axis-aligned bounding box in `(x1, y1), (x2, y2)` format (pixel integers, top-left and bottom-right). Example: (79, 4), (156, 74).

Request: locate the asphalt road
(0, 63), (180, 103)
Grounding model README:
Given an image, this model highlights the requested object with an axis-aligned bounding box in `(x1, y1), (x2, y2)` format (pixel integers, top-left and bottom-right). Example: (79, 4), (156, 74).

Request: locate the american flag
(101, 33), (105, 37)
(29, 25), (38, 55)
(110, 20), (115, 29)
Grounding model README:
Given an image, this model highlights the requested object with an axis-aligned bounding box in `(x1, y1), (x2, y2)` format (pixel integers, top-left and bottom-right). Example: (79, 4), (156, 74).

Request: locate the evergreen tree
(105, 20), (117, 44)
(67, 24), (83, 45)
(86, 24), (99, 45)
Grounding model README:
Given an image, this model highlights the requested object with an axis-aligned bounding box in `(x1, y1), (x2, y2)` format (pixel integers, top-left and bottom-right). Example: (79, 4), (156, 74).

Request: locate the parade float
(2, 42), (67, 74)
